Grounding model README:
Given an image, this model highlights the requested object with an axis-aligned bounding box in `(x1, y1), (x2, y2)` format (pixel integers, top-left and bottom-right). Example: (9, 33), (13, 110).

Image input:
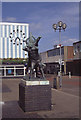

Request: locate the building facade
(40, 46), (73, 74)
(0, 64), (26, 77)
(66, 41), (81, 76)
(0, 22), (29, 59)
(73, 41), (81, 59)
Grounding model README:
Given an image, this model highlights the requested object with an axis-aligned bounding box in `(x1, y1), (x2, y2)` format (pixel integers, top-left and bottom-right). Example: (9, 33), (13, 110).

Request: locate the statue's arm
(35, 37), (41, 46)
(32, 36), (36, 41)
(23, 38), (29, 44)
(23, 46), (31, 52)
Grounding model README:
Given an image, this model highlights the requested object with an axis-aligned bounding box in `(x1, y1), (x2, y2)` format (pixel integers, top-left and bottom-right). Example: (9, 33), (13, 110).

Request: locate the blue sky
(2, 2), (79, 52)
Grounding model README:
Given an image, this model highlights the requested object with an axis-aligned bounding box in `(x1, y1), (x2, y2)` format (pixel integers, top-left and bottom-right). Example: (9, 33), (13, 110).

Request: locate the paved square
(2, 76), (80, 119)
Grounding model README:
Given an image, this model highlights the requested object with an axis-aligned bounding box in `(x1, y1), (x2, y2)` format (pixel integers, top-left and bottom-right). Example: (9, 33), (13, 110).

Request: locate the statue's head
(38, 36), (42, 39)
(25, 32), (41, 50)
(29, 32), (34, 43)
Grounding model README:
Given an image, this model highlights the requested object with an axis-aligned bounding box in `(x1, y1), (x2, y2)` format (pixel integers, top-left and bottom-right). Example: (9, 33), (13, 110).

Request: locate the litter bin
(53, 76), (59, 89)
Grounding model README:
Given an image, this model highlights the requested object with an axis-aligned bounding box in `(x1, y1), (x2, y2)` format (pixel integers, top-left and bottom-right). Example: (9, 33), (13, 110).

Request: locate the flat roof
(40, 46), (73, 54)
(0, 64), (24, 67)
(0, 22), (29, 26)
(73, 41), (81, 44)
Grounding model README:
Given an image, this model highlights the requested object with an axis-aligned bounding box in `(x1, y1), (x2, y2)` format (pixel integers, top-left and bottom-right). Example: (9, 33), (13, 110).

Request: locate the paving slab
(1, 76), (80, 119)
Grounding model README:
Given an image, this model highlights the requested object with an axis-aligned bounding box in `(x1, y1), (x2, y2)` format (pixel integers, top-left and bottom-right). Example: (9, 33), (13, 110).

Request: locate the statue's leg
(35, 66), (38, 78)
(26, 59), (31, 73)
(30, 61), (35, 78)
(26, 60), (29, 73)
(39, 62), (45, 78)
(30, 67), (32, 79)
(34, 63), (39, 78)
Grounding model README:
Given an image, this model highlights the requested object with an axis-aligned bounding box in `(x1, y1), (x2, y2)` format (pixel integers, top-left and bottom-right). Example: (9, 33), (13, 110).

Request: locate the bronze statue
(23, 33), (45, 79)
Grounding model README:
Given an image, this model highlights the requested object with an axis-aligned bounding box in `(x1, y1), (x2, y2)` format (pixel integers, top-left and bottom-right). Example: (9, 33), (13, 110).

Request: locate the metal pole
(24, 67), (25, 76)
(59, 31), (61, 74)
(4, 67), (6, 77)
(59, 30), (62, 88)
(14, 66), (16, 76)
(53, 22), (67, 88)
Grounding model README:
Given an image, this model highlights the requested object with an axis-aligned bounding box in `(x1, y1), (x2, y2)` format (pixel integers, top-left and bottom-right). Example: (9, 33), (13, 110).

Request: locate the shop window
(6, 69), (14, 76)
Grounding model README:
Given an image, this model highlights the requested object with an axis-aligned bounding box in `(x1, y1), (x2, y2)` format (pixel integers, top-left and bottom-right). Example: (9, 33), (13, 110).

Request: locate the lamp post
(52, 21), (67, 88)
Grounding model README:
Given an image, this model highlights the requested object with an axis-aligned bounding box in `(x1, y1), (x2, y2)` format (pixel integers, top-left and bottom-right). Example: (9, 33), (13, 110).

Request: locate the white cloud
(62, 38), (79, 46)
(51, 37), (79, 47)
(5, 17), (16, 22)
(30, 22), (43, 32)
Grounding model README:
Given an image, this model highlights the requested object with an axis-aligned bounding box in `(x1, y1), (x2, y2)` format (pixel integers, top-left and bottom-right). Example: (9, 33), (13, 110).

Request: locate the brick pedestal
(19, 80), (51, 112)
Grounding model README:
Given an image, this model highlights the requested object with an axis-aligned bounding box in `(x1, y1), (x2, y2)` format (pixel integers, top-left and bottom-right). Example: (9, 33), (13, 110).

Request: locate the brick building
(40, 46), (73, 75)
(66, 41), (81, 76)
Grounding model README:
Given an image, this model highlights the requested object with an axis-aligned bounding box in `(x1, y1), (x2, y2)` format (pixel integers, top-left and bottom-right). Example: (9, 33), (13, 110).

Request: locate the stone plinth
(19, 79), (51, 112)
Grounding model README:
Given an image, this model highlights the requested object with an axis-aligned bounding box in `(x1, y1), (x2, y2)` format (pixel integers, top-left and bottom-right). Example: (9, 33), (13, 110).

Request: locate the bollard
(53, 76), (59, 89)
(69, 72), (71, 78)
(56, 76), (59, 89)
(58, 72), (60, 77)
(53, 77), (57, 89)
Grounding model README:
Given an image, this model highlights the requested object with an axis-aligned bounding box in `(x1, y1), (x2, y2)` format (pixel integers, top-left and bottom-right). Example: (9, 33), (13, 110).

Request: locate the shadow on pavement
(2, 83), (11, 93)
(2, 100), (42, 118)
